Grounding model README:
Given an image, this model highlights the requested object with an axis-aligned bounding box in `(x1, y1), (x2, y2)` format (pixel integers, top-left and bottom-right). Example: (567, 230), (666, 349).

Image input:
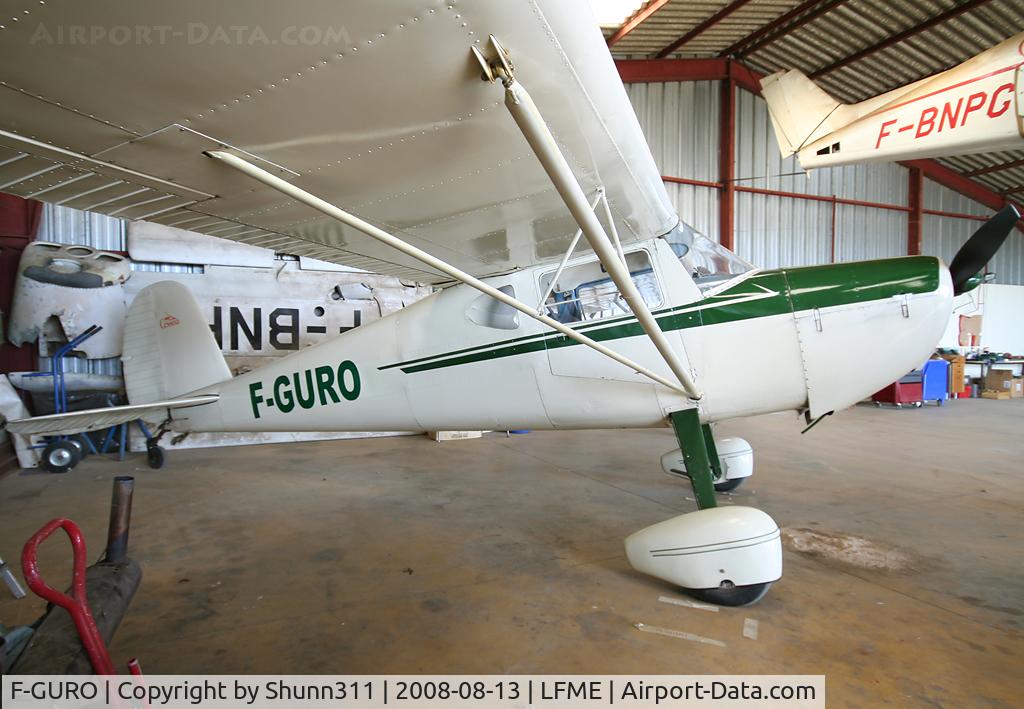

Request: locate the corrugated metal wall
(921, 181), (988, 266)
(37, 203), (125, 251)
(627, 84), (1023, 283)
(923, 181), (1023, 285)
(625, 81), (720, 239)
(36, 206), (120, 377)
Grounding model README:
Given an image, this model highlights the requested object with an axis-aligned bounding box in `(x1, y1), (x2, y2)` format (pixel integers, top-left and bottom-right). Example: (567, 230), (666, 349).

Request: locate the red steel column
(719, 72), (736, 251)
(0, 194), (42, 374)
(907, 166), (923, 255)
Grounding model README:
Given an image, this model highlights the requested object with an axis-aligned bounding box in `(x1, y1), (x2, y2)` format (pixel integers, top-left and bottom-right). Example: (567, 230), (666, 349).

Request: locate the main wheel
(42, 440), (81, 474)
(146, 444), (166, 469)
(689, 581), (772, 607)
(714, 477), (745, 493)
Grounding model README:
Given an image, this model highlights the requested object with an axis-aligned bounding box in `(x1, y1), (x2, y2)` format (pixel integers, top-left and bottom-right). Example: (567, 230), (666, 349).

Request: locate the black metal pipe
(104, 476), (134, 564)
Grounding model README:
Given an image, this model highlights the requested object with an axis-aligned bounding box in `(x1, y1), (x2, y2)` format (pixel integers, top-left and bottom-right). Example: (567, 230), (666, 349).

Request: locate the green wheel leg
(702, 423), (722, 482)
(670, 409), (718, 510)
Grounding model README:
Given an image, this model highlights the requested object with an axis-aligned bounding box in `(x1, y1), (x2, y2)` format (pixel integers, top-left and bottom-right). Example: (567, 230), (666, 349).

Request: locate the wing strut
(535, 189), (602, 312)
(473, 36), (702, 401)
(206, 151), (690, 396)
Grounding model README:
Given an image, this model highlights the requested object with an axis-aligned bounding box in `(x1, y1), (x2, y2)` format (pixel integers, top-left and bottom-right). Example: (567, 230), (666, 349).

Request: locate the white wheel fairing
(625, 507), (783, 591)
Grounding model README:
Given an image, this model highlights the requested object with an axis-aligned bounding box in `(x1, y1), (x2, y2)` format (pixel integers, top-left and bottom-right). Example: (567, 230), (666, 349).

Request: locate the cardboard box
(939, 354), (967, 394)
(981, 390), (1011, 400)
(984, 369), (1014, 392)
(428, 431), (483, 442)
(1012, 378), (1024, 399)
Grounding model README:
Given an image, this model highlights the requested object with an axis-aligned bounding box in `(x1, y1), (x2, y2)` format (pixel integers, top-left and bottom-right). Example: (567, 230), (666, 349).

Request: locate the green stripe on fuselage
(785, 256), (940, 311)
(383, 256), (940, 375)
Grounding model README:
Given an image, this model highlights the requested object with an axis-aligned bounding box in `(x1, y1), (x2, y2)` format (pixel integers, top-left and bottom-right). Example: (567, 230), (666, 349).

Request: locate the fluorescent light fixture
(589, 0), (647, 28)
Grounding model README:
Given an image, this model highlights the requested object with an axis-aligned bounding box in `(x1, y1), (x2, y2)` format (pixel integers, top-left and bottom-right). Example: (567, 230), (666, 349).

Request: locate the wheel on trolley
(42, 440), (81, 474)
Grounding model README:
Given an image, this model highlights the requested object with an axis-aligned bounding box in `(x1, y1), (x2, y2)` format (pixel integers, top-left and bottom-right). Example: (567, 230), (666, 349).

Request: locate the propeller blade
(949, 204), (1020, 295)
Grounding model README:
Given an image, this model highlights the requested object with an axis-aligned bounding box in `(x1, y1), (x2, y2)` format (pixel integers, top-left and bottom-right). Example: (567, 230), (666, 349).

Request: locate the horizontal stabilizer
(3, 395), (219, 436)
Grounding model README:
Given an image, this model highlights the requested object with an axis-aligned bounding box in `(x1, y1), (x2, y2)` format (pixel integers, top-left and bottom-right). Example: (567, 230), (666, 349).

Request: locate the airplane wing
(3, 395), (219, 436)
(0, 0), (677, 284)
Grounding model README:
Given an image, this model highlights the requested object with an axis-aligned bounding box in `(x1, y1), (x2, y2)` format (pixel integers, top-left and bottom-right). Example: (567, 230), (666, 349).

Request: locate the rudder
(122, 281), (231, 404)
(760, 69), (844, 156)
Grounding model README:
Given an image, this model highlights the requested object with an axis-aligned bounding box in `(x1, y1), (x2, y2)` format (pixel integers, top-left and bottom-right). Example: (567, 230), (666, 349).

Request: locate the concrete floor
(1, 399), (1021, 706)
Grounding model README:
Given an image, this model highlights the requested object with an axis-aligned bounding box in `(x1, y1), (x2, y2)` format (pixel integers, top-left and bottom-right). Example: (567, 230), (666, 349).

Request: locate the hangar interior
(0, 0), (1021, 704)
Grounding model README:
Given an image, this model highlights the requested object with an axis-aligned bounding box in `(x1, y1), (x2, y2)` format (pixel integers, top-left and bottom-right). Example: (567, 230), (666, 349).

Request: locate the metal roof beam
(656, 0), (755, 59)
(616, 57), (764, 93)
(964, 157), (1024, 178)
(720, 0), (830, 58)
(808, 0), (991, 79)
(734, 0), (849, 58)
(607, 0), (672, 47)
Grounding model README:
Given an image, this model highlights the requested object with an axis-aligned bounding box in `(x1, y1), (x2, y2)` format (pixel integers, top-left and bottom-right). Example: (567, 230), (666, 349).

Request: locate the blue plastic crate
(921, 359), (950, 404)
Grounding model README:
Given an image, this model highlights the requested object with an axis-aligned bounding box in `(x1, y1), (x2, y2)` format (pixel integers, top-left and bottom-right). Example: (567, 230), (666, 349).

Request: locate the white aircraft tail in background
(761, 33), (1024, 169)
(121, 281), (232, 405)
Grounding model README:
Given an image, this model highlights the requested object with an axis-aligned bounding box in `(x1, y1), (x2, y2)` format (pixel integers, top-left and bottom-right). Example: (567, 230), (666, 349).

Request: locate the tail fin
(122, 281), (231, 404)
(760, 70), (844, 156)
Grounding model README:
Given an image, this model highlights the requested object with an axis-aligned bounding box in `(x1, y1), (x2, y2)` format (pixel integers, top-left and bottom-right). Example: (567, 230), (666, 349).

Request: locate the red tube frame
(21, 518), (117, 675)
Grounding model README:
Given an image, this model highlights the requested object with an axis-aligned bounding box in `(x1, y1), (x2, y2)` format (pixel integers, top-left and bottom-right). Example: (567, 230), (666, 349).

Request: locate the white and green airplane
(2, 2), (1016, 606)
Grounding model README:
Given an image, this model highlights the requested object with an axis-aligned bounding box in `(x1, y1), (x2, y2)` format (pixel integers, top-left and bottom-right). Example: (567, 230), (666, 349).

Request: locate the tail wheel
(42, 440), (81, 474)
(146, 444), (166, 469)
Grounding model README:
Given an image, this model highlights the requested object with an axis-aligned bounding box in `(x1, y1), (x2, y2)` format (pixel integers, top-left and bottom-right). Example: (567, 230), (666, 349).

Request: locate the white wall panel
(626, 80), (719, 238)
(835, 205), (907, 263)
(734, 191), (831, 268)
(626, 81), (719, 182)
(990, 231), (1024, 286)
(735, 87), (833, 197)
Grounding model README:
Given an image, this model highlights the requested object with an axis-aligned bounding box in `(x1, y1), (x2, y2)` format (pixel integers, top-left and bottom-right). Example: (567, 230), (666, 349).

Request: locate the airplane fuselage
(175, 237), (953, 434)
(798, 34), (1024, 168)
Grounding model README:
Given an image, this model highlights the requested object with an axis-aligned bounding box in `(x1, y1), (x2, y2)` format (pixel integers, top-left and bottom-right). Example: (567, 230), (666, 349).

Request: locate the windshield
(663, 222), (753, 292)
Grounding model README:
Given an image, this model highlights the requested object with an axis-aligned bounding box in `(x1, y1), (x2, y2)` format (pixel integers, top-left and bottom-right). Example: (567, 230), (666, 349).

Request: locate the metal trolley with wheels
(24, 325), (167, 474)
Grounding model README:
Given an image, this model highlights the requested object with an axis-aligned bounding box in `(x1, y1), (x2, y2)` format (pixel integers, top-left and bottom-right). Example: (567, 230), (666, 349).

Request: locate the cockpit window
(663, 222), (753, 292)
(539, 249), (662, 324)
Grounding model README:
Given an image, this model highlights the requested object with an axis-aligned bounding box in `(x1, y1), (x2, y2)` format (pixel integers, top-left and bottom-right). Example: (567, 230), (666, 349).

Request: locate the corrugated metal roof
(744, 0), (1022, 103)
(609, 0), (806, 57)
(608, 0), (1023, 100)
(938, 150), (1024, 194)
